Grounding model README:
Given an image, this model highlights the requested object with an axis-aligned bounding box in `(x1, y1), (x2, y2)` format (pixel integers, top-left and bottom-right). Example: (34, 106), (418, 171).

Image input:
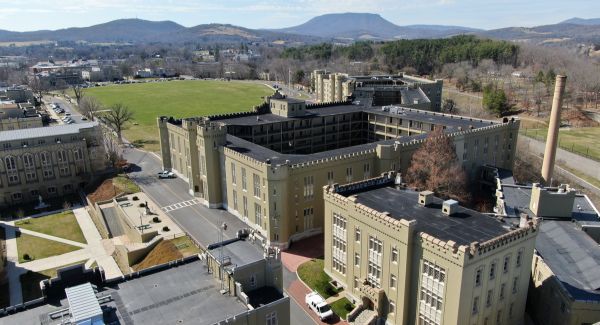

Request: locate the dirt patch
(87, 179), (121, 204)
(563, 109), (599, 127)
(132, 240), (183, 271)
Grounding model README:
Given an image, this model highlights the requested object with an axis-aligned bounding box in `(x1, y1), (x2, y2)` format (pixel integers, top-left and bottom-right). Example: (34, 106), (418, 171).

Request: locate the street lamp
(219, 222), (228, 293)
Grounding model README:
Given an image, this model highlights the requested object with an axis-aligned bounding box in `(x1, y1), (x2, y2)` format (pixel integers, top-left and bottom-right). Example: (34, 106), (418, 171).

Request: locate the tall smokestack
(541, 75), (567, 185)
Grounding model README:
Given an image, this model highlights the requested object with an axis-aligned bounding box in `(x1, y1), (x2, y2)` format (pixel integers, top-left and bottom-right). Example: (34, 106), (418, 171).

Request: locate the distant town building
(310, 70), (443, 111)
(0, 122), (107, 206)
(322, 171), (537, 325)
(158, 92), (519, 249)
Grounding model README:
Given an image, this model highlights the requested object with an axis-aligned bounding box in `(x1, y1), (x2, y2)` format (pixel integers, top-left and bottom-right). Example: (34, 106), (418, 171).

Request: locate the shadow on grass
(132, 139), (159, 148)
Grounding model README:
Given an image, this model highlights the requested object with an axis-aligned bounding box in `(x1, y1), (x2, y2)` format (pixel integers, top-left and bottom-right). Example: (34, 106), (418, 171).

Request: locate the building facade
(310, 70), (443, 111)
(323, 172), (538, 325)
(158, 94), (519, 249)
(0, 122), (107, 206)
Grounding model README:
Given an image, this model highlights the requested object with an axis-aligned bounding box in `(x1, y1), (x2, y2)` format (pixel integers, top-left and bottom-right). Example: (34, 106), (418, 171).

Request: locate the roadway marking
(162, 199), (200, 212)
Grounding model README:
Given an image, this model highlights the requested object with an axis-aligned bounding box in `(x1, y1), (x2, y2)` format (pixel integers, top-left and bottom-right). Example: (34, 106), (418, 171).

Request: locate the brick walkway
(288, 279), (348, 325)
(281, 234), (324, 272)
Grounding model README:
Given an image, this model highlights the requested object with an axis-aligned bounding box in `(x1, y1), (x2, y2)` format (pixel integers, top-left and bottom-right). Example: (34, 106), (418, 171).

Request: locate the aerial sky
(0, 0), (598, 32)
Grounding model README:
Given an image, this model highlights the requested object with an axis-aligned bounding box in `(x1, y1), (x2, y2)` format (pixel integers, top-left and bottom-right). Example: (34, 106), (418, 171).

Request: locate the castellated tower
(196, 121), (227, 208)
(157, 116), (173, 170)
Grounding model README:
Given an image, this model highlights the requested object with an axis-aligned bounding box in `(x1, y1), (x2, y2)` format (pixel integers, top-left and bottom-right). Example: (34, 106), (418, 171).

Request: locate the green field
(15, 211), (86, 244)
(83, 80), (273, 151)
(521, 126), (600, 162)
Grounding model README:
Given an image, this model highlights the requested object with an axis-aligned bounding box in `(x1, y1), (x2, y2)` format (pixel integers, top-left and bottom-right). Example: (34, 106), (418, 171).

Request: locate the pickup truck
(305, 291), (333, 321)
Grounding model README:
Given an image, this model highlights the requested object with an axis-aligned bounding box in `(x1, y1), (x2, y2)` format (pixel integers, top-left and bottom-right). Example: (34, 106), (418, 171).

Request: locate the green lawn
(113, 175), (141, 194)
(521, 127), (600, 161)
(16, 233), (81, 263)
(83, 80), (273, 151)
(331, 297), (355, 320)
(15, 211), (86, 244)
(297, 258), (340, 299)
(170, 235), (200, 257)
(20, 260), (87, 301)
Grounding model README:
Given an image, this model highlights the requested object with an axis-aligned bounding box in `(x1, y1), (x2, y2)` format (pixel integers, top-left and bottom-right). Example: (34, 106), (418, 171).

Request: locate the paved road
(122, 148), (316, 324)
(44, 95), (88, 124)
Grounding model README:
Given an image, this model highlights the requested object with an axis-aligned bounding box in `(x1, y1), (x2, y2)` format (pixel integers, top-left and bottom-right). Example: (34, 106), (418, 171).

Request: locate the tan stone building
(322, 172), (538, 325)
(490, 167), (600, 325)
(310, 70), (443, 111)
(0, 122), (107, 206)
(158, 94), (519, 249)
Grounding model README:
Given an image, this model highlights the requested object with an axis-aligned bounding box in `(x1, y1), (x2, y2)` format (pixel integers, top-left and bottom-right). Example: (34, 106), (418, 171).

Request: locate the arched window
(73, 148), (84, 161)
(23, 154), (35, 169)
(4, 156), (16, 171)
(40, 152), (51, 166)
(57, 150), (68, 163)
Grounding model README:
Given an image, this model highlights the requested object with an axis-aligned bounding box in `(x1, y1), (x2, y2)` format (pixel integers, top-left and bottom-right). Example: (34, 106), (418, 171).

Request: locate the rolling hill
(559, 17), (600, 26)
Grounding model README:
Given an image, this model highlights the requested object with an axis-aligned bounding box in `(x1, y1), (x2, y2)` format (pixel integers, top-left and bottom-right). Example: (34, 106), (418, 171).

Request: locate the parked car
(157, 170), (176, 179)
(81, 116), (88, 121)
(305, 292), (333, 321)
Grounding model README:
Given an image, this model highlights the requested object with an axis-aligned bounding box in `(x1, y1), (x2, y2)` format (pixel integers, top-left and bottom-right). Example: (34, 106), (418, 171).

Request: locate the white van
(305, 292), (333, 321)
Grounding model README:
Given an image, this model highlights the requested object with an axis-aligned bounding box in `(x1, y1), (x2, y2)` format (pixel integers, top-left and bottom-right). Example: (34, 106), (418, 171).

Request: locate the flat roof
(2, 260), (249, 325)
(0, 121), (98, 142)
(350, 186), (512, 245)
(65, 283), (102, 323)
(209, 239), (265, 267)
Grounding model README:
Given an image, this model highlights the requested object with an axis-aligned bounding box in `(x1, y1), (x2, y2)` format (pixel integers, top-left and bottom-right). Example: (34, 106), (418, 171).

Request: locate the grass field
(83, 80), (273, 151)
(297, 258), (340, 299)
(521, 126), (600, 162)
(15, 211), (86, 244)
(16, 233), (81, 263)
(330, 297), (355, 320)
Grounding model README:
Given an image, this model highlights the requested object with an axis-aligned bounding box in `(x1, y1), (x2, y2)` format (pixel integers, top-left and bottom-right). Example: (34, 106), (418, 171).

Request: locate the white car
(158, 170), (176, 179)
(305, 292), (333, 321)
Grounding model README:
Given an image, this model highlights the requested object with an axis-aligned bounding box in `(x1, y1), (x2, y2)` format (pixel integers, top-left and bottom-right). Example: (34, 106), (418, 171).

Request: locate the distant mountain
(0, 19), (320, 44)
(479, 23), (600, 45)
(273, 12), (481, 40)
(0, 19), (185, 43)
(559, 17), (600, 26)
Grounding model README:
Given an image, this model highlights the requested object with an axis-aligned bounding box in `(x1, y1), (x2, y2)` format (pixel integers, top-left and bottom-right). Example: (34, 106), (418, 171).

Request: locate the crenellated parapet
(290, 149), (377, 169)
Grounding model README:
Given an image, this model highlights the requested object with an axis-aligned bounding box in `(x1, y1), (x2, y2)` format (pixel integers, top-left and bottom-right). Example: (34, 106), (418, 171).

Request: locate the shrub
(23, 253), (31, 261)
(153, 217), (161, 223)
(132, 196), (139, 201)
(139, 203), (146, 208)
(162, 226), (170, 231)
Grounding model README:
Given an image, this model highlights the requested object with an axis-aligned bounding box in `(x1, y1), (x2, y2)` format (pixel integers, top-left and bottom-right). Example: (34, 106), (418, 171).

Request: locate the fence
(520, 128), (599, 163)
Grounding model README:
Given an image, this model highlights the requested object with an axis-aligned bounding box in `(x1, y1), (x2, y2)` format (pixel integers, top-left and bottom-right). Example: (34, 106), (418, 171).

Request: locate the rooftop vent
(442, 199), (459, 216)
(418, 191), (434, 206)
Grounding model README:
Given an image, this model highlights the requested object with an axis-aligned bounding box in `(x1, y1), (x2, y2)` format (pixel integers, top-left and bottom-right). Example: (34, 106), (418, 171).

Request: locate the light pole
(219, 222), (227, 293)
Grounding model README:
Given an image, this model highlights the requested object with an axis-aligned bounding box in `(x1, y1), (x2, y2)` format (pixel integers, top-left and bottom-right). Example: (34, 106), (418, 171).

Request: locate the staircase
(349, 309), (377, 325)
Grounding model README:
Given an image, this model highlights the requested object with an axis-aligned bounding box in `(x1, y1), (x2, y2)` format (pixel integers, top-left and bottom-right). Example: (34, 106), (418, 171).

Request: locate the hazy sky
(0, 0), (599, 32)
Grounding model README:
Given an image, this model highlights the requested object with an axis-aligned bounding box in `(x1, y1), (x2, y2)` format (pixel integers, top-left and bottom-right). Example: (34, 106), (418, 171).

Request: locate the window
(346, 167), (353, 182)
(503, 255), (510, 274)
(390, 274), (397, 289)
(254, 203), (262, 227)
(475, 267), (482, 287)
(490, 261), (497, 280)
(367, 236), (383, 288)
(354, 277), (360, 288)
(30, 189), (39, 197)
(512, 277), (519, 294)
(303, 175), (314, 199)
(355, 253), (360, 267)
(57, 150), (68, 163)
(242, 196), (248, 218)
(64, 184), (73, 192)
(5, 156), (19, 184)
(327, 171), (334, 185)
(253, 173), (261, 198)
(11, 192), (22, 201)
(332, 213), (347, 275)
(509, 303), (514, 317)
(355, 228), (361, 242)
(472, 297), (479, 315)
(363, 163), (370, 179)
(266, 311), (278, 325)
(241, 168), (247, 190)
(389, 300), (395, 314)
(73, 148), (84, 161)
(486, 290), (493, 307)
(303, 207), (314, 230)
(47, 186), (57, 194)
(391, 248), (398, 263)
(231, 163), (236, 184)
(499, 283), (506, 300)
(250, 274), (256, 287)
(496, 310), (502, 325)
(232, 190), (238, 210)
(40, 152), (53, 179)
(23, 154), (34, 169)
(516, 248), (524, 268)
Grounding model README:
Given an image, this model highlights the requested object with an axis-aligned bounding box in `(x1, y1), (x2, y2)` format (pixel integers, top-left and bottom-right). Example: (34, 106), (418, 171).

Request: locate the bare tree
(71, 84), (84, 105)
(102, 127), (122, 168)
(103, 103), (134, 144)
(28, 77), (50, 103)
(79, 96), (102, 121)
(405, 127), (469, 202)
